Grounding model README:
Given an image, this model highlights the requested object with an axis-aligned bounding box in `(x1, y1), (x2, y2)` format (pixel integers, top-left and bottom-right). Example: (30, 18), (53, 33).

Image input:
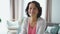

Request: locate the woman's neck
(29, 16), (37, 22)
(29, 16), (37, 28)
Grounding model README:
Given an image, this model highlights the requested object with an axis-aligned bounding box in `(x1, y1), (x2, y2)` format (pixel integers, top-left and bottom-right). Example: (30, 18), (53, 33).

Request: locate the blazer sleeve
(19, 18), (27, 34)
(38, 20), (46, 34)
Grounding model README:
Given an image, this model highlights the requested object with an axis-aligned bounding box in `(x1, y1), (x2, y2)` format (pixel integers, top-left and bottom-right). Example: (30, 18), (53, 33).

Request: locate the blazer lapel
(36, 18), (40, 34)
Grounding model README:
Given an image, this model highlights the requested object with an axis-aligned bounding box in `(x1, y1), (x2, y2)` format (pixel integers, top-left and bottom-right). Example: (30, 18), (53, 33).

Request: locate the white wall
(0, 0), (10, 34)
(51, 0), (60, 23)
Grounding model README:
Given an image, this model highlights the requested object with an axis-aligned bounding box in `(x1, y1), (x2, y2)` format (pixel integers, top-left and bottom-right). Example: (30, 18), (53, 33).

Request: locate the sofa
(45, 23), (60, 34)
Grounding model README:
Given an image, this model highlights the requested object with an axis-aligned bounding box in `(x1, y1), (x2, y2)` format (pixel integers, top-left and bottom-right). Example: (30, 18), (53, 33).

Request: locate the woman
(20, 1), (46, 34)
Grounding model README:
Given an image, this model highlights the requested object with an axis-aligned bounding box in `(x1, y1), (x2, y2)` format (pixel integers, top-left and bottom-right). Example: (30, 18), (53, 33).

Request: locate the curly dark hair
(25, 1), (42, 18)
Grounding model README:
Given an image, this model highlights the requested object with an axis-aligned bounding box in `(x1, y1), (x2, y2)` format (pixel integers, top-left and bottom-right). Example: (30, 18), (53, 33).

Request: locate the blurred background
(0, 0), (60, 34)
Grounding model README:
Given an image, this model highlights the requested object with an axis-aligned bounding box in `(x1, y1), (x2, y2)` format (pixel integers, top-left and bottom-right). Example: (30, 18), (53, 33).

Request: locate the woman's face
(28, 3), (38, 17)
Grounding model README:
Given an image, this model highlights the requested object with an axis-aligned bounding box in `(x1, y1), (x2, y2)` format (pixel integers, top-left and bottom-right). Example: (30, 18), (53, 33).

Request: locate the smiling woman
(20, 1), (46, 34)
(9, 0), (47, 34)
(22, 0), (47, 20)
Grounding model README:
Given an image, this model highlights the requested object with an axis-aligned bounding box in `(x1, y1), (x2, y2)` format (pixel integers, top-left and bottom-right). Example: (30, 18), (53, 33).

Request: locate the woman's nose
(31, 9), (34, 13)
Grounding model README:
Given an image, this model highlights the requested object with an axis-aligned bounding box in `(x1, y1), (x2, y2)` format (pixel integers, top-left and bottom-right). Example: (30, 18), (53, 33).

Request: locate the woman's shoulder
(22, 17), (28, 25)
(38, 17), (45, 21)
(37, 17), (46, 24)
(23, 17), (28, 22)
(21, 17), (28, 28)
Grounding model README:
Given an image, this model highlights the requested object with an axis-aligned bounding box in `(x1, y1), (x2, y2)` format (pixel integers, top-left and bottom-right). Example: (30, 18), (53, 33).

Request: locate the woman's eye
(29, 7), (37, 10)
(29, 8), (32, 9)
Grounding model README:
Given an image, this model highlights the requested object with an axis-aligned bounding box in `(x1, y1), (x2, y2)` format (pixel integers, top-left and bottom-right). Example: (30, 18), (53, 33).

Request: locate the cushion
(58, 24), (60, 34)
(45, 25), (59, 34)
(7, 20), (19, 28)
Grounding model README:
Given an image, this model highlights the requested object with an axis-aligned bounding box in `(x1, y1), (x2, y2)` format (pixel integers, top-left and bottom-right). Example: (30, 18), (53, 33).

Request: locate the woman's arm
(38, 20), (46, 34)
(19, 18), (27, 34)
(20, 24), (27, 34)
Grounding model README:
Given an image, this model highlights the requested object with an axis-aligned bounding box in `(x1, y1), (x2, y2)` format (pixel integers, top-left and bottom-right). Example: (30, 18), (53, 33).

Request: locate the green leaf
(0, 19), (1, 22)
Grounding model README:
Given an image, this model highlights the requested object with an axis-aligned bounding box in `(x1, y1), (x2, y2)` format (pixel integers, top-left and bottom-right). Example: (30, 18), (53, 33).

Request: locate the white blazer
(20, 17), (46, 34)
